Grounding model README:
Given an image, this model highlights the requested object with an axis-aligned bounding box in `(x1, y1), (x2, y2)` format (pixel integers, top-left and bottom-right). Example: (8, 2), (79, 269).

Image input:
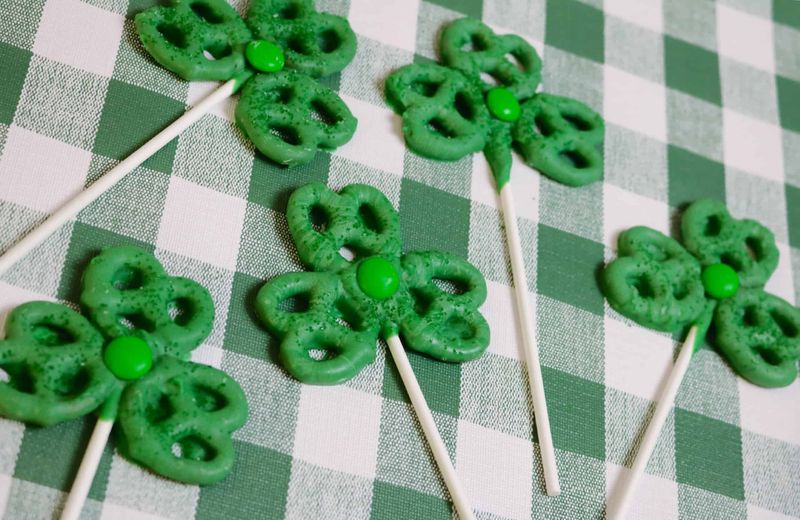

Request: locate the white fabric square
(604, 315), (675, 401)
(471, 154), (540, 223)
(0, 126), (91, 213)
(335, 95), (406, 176)
(739, 378), (800, 445)
(604, 66), (667, 142)
(606, 463), (679, 519)
(723, 109), (784, 182)
(33, 0), (124, 77)
(716, 5), (775, 73)
(603, 183), (670, 249)
(0, 282), (52, 335)
(187, 81), (236, 122)
(483, 279), (525, 361)
(604, 0), (663, 33)
(0, 475), (10, 520)
(156, 177), (246, 271)
(765, 241), (796, 305)
(747, 504), (798, 520)
(100, 503), (166, 520)
(348, 0), (420, 52)
(456, 419), (532, 520)
(293, 385), (382, 479)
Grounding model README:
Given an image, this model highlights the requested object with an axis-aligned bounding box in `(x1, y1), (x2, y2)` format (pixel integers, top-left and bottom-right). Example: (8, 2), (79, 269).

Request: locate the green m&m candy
(104, 336), (153, 380)
(246, 40), (285, 73)
(486, 87), (521, 122)
(701, 263), (740, 300)
(357, 257), (400, 301)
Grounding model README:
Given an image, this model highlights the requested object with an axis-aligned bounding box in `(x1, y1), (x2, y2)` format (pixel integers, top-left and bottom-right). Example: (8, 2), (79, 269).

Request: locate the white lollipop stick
(498, 184), (560, 496)
(607, 325), (698, 520)
(386, 335), (475, 520)
(0, 79), (239, 277)
(60, 417), (114, 520)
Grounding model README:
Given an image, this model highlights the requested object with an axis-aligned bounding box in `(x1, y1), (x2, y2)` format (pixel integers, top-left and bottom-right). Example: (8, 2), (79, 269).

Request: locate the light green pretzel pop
(385, 18), (604, 190)
(0, 246), (248, 484)
(255, 182), (490, 385)
(603, 199), (800, 388)
(135, 0), (357, 167)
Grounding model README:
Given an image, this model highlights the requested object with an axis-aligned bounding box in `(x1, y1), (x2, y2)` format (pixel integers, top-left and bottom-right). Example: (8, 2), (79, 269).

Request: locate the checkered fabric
(0, 0), (798, 518)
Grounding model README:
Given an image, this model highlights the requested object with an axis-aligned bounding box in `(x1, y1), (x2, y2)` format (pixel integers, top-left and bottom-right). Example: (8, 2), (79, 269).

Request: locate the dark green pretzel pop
(255, 182), (490, 385)
(135, 0), (357, 167)
(0, 246), (248, 484)
(385, 18), (604, 190)
(603, 199), (800, 388)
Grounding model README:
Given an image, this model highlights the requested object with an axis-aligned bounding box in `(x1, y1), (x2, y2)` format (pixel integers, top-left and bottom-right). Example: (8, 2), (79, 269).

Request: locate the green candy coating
(246, 40), (285, 72)
(701, 263), (739, 300)
(603, 199), (800, 387)
(104, 336), (153, 381)
(384, 17), (604, 191)
(256, 182), (490, 385)
(357, 257), (400, 300)
(0, 247), (248, 485)
(486, 87), (521, 122)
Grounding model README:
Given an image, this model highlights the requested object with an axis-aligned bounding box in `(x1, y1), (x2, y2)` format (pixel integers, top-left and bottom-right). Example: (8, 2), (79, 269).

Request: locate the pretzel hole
(339, 246), (357, 262)
(534, 115), (555, 137)
(754, 346), (781, 366)
(672, 280), (690, 301)
(308, 348), (336, 361)
(454, 92), (475, 121)
(309, 204), (329, 233)
(113, 265), (145, 291)
(742, 306), (759, 327)
(190, 2), (224, 24)
(335, 299), (365, 331)
(410, 80), (439, 97)
(310, 99), (340, 126)
(275, 2), (301, 19)
(358, 204), (383, 234)
(203, 42), (232, 61)
(31, 322), (75, 346)
(410, 288), (432, 316)
(278, 292), (310, 313)
(771, 309), (799, 338)
(146, 393), (175, 424)
(0, 363), (34, 393)
(317, 29), (340, 54)
(157, 23), (188, 49)
(720, 253), (743, 273)
(745, 237), (763, 261)
(192, 384), (227, 412)
(433, 277), (468, 295)
(54, 368), (91, 398)
(559, 149), (589, 169)
(562, 113), (593, 132)
(427, 118), (457, 139)
(704, 215), (723, 237)
(630, 274), (655, 299)
(118, 313), (156, 333)
(168, 298), (194, 327)
(287, 36), (310, 56)
(505, 52), (526, 72)
(172, 435), (216, 462)
(463, 33), (489, 52)
(479, 72), (502, 87)
(269, 124), (302, 146)
(444, 315), (476, 341)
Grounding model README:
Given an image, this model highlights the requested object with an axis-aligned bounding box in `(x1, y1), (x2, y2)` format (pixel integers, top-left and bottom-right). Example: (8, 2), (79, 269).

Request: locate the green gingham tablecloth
(0, 0), (799, 518)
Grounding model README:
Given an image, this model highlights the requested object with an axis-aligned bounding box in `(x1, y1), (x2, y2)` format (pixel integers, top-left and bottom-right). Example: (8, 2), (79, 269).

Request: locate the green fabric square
(224, 271), (278, 361)
(399, 178), (470, 259)
(777, 76), (800, 133)
(370, 481), (450, 520)
(0, 42), (30, 125)
(247, 153), (329, 212)
(196, 441), (292, 520)
(0, 0), (45, 49)
(536, 224), (604, 316)
(787, 184), (800, 249)
(668, 145), (726, 208)
(774, 0), (800, 29)
(545, 0), (604, 63)
(543, 366), (605, 461)
(382, 349), (461, 418)
(674, 408), (745, 500)
(425, 0), (482, 19)
(665, 36), (722, 106)
(93, 80), (184, 174)
(57, 222), (152, 303)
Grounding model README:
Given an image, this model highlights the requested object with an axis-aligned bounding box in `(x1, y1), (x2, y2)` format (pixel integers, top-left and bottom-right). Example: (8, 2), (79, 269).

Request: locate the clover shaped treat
(135, 0), (357, 166)
(604, 199), (800, 388)
(0, 247), (247, 518)
(385, 18), (604, 189)
(255, 182), (490, 384)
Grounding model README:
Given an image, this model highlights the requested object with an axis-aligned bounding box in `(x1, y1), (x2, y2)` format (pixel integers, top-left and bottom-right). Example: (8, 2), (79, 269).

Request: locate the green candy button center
(701, 263), (740, 300)
(486, 87), (521, 122)
(357, 257), (400, 301)
(104, 336), (153, 381)
(246, 40), (285, 73)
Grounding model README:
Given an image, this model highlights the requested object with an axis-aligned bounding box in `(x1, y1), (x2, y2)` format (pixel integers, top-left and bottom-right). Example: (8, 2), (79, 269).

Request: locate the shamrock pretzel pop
(385, 18), (606, 495)
(603, 199), (800, 519)
(256, 182), (490, 519)
(0, 247), (247, 520)
(0, 0), (358, 277)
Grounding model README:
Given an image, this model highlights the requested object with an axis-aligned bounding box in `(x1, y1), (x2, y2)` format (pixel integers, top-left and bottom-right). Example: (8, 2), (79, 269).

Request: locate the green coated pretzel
(0, 247), (248, 484)
(135, 0), (357, 167)
(255, 182), (490, 385)
(603, 199), (800, 388)
(385, 17), (604, 190)
(236, 71), (356, 166)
